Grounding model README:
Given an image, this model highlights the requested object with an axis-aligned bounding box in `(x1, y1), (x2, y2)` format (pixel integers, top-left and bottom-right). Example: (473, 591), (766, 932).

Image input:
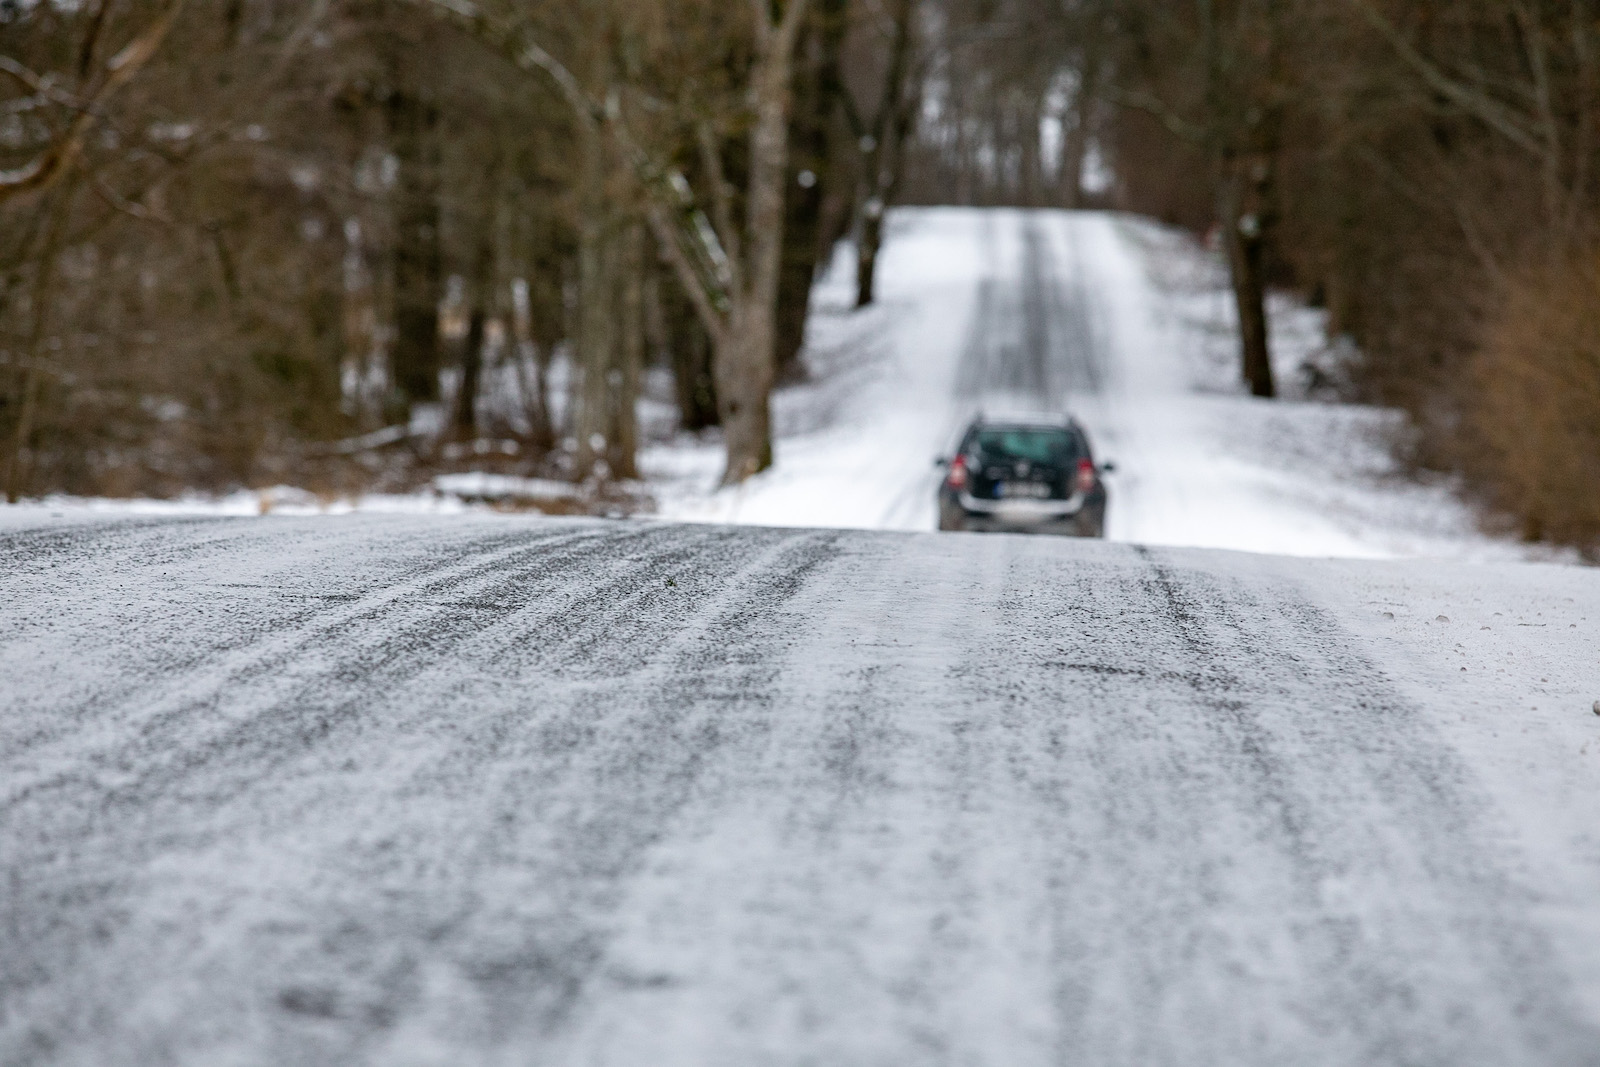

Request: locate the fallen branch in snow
(302, 424), (415, 457)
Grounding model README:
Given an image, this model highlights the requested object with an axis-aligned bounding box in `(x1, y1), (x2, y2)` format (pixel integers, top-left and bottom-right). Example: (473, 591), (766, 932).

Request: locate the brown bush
(1468, 253), (1600, 552)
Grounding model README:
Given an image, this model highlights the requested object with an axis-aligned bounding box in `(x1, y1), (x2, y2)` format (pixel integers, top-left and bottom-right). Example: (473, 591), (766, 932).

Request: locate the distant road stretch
(3, 514), (1598, 1065)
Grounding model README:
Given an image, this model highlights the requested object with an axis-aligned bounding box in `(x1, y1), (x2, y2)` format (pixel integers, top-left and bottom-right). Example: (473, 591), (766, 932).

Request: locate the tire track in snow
(0, 519), (845, 1064)
(950, 210), (1107, 415)
(526, 530), (1599, 1066)
(1038, 212), (1107, 399)
(1, 521), (608, 803)
(1034, 543), (1596, 1065)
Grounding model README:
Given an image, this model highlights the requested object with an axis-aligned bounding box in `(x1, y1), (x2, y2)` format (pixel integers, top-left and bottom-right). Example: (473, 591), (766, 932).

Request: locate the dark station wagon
(936, 414), (1111, 537)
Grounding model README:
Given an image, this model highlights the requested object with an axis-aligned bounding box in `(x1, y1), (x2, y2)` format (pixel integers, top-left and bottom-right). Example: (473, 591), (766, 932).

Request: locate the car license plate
(998, 481), (1050, 500)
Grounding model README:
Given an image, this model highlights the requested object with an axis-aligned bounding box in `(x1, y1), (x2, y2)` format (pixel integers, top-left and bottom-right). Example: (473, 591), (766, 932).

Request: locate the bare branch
(267, 0), (334, 82)
(0, 352), (75, 384)
(773, 0), (813, 57)
(695, 119), (742, 290)
(1350, 0), (1545, 158)
(749, 0), (774, 44)
(102, 0), (185, 83)
(401, 0), (733, 318)
(1102, 84), (1209, 145)
(646, 204), (728, 350)
(0, 56), (48, 94)
(78, 0), (110, 81)
(88, 172), (172, 225)
(0, 0), (186, 205)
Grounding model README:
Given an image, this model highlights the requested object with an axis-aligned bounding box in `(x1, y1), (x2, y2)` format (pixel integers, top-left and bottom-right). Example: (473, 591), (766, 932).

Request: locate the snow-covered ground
(647, 207), (1556, 561)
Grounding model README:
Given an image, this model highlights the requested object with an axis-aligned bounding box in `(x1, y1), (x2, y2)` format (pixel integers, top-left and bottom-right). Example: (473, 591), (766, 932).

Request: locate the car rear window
(971, 428), (1081, 465)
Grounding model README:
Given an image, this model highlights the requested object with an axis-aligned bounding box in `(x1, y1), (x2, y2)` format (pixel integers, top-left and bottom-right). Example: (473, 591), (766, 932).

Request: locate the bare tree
(409, 0), (811, 483)
(1104, 0), (1293, 397)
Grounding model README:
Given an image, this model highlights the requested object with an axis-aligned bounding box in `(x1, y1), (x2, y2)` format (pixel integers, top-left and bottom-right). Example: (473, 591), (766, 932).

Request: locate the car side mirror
(1099, 460), (1117, 474)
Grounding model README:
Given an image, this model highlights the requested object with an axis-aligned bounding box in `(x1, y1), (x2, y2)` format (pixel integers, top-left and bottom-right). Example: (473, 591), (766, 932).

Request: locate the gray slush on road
(2, 514), (1597, 1066)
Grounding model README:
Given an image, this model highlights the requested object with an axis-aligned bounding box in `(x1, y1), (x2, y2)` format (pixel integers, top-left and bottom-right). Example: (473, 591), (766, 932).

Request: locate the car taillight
(946, 455), (969, 490)
(1075, 458), (1096, 495)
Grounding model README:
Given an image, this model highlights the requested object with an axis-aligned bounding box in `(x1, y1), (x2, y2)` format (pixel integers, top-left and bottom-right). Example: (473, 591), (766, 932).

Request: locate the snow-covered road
(4, 513), (1599, 1065)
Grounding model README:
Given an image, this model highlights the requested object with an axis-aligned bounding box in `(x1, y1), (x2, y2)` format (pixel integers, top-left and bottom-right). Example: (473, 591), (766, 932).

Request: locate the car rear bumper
(956, 513), (1100, 536)
(956, 491), (1087, 520)
(942, 494), (1106, 536)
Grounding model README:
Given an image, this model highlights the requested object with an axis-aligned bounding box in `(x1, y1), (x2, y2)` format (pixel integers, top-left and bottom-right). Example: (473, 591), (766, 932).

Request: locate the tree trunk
(3, 180), (76, 503)
(1061, 50), (1100, 208)
(3, 368), (44, 504)
(575, 123), (617, 479)
(856, 204), (885, 308)
(1219, 157), (1276, 398)
(774, 0), (848, 384)
(717, 34), (799, 484)
(664, 269), (719, 431)
(452, 226), (495, 439)
(518, 271), (559, 453)
(715, 305), (774, 484)
(456, 307), (485, 439)
(1020, 96), (1042, 207)
(774, 195), (818, 385)
(388, 87), (443, 410)
(340, 218), (385, 427)
(609, 222), (644, 479)
(852, 0), (916, 308)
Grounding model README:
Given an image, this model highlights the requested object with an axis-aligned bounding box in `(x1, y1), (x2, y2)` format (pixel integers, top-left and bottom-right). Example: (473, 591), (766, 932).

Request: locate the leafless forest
(2, 1), (1598, 549)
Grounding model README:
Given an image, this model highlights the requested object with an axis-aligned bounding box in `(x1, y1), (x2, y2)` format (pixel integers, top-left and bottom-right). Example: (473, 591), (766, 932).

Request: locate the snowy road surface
(5, 513), (1600, 1065)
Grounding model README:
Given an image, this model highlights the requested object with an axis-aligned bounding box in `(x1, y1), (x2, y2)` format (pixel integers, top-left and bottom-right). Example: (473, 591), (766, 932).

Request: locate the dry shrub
(1469, 252), (1600, 551)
